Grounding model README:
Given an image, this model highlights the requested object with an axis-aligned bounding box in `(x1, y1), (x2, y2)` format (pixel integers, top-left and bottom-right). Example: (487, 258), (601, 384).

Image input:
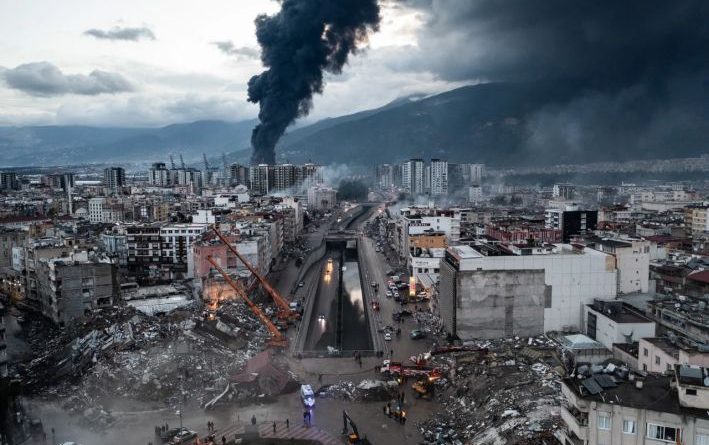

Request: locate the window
(598, 413), (611, 430)
(686, 388), (697, 396)
(656, 356), (661, 365)
(696, 434), (709, 445)
(623, 419), (636, 434)
(644, 348), (649, 357)
(647, 424), (679, 442)
(643, 363), (648, 371)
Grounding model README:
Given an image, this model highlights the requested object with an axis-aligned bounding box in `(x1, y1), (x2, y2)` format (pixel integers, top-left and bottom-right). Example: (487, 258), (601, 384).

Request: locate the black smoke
(247, 0), (380, 165)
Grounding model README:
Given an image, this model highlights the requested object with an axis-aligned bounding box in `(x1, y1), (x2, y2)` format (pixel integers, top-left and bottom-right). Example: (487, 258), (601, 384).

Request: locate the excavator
(211, 226), (301, 323)
(206, 255), (287, 348)
(342, 410), (371, 444)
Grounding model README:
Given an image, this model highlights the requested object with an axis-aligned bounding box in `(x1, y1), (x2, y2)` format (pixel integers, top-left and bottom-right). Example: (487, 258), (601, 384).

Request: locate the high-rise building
(375, 164), (394, 189)
(429, 159), (448, 196)
(48, 173), (75, 192)
(175, 168), (203, 194)
(229, 163), (250, 187)
(249, 163), (323, 195)
(469, 164), (484, 186)
(273, 164), (297, 191)
(148, 162), (171, 186)
(545, 207), (598, 242)
(0, 172), (20, 191)
(103, 167), (126, 193)
(249, 164), (273, 195)
(553, 183), (576, 200)
(402, 159), (425, 195)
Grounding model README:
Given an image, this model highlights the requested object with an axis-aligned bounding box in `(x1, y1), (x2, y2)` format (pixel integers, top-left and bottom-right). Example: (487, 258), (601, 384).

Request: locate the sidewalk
(198, 421), (338, 445)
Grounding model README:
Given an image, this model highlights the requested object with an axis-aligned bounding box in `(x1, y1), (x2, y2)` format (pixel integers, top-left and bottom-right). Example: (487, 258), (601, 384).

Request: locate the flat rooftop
(587, 302), (653, 324)
(447, 245), (483, 259)
(563, 374), (709, 418)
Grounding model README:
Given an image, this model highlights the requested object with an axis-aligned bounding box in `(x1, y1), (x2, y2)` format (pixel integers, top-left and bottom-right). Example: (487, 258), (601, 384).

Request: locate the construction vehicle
(342, 411), (371, 444)
(211, 226), (300, 323)
(206, 256), (286, 348)
(412, 371), (442, 399)
(380, 361), (442, 380)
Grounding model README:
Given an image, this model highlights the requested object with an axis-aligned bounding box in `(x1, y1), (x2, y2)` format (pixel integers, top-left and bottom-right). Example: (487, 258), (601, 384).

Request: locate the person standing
(286, 418), (289, 429)
(273, 421), (277, 433)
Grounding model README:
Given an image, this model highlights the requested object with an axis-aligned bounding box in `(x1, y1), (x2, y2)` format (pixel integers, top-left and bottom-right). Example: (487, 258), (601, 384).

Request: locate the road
(357, 218), (433, 364)
(303, 251), (340, 351)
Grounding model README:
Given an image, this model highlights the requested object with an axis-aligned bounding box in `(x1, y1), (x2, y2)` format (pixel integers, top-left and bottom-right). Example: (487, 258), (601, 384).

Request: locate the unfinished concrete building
(36, 252), (117, 326)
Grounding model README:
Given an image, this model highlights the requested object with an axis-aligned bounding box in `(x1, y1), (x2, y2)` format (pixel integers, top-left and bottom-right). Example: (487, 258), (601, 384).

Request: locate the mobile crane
(211, 226), (300, 322)
(206, 256), (286, 348)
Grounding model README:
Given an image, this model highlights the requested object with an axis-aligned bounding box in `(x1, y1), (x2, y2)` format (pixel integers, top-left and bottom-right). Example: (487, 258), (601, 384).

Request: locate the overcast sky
(1, 0), (706, 141)
(0, 0), (456, 127)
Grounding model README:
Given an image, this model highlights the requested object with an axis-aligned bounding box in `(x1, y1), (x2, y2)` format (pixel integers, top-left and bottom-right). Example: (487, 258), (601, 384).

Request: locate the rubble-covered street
(13, 300), (280, 432)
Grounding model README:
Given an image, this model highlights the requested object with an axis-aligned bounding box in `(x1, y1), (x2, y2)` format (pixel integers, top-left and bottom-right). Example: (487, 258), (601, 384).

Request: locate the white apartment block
(429, 159), (448, 196)
(402, 159), (425, 195)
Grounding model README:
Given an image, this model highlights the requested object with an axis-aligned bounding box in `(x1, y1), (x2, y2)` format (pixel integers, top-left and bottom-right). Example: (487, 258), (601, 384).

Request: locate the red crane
(206, 255), (286, 348)
(211, 226), (300, 322)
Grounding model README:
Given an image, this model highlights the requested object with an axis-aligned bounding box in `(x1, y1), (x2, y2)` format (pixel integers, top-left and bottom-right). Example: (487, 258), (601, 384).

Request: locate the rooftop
(641, 337), (680, 359)
(563, 373), (709, 418)
(560, 334), (606, 351)
(447, 245), (483, 260)
(587, 300), (653, 324)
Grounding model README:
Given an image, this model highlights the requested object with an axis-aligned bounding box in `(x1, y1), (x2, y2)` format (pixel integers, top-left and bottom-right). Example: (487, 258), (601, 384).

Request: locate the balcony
(560, 405), (589, 441)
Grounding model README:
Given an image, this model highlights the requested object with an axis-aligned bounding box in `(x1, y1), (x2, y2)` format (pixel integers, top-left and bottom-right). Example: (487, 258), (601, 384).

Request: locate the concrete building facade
(439, 244), (617, 339)
(36, 253), (117, 326)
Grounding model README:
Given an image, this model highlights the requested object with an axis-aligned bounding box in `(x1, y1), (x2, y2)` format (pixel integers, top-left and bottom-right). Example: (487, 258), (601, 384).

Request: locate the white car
(384, 332), (392, 341)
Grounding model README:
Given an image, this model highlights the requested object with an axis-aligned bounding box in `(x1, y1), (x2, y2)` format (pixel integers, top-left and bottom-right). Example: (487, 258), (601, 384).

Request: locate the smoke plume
(247, 0), (381, 165)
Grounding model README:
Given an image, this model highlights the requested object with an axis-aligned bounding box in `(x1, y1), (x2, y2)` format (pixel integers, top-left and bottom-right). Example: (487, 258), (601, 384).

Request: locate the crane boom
(206, 256), (286, 347)
(210, 226), (297, 319)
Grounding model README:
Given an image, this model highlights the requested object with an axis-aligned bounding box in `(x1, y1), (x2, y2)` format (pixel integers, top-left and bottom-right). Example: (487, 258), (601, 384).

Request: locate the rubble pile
(419, 336), (565, 445)
(412, 310), (444, 336)
(17, 301), (270, 430)
(316, 379), (399, 401)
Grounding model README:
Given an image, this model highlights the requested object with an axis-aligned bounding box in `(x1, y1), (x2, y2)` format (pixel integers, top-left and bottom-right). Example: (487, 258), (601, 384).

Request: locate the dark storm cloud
(247, 0), (381, 164)
(84, 26), (156, 41)
(403, 0), (709, 163)
(408, 0), (709, 85)
(1, 62), (134, 96)
(211, 41), (260, 59)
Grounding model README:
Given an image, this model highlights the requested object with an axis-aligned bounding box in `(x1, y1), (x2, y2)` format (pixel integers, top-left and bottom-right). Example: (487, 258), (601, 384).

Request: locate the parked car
(410, 329), (426, 340)
(384, 332), (392, 341)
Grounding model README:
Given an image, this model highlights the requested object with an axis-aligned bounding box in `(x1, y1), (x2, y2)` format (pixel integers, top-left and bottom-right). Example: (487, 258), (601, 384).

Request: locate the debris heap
(418, 336), (565, 445)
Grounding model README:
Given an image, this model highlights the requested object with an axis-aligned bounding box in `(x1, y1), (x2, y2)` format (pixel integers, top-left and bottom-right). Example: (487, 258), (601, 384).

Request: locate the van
(300, 384), (315, 407)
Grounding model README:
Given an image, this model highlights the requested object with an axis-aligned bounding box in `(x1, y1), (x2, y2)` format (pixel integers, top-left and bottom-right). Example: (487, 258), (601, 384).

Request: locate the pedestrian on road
(286, 418), (289, 429)
(273, 421), (277, 433)
(221, 435), (226, 445)
(251, 415), (257, 426)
